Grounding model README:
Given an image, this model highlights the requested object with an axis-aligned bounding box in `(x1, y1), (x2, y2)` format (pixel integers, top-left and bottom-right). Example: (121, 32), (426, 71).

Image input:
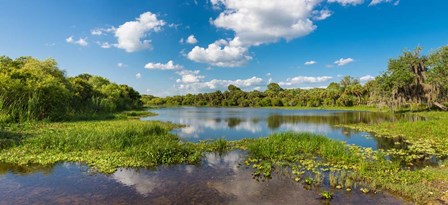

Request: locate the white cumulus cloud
(312, 9), (333, 20)
(97, 42), (112, 48)
(136, 73), (142, 79)
(305, 60), (317, 65)
(178, 76), (264, 92)
(176, 70), (205, 83)
(66, 36), (88, 46)
(212, 0), (320, 46)
(186, 35), (198, 44)
(91, 27), (116, 36)
(369, 0), (398, 6)
(328, 0), (364, 6)
(115, 12), (165, 52)
(279, 76), (333, 86)
(144, 60), (183, 70)
(334, 58), (354, 66)
(188, 0), (324, 67)
(187, 38), (252, 67)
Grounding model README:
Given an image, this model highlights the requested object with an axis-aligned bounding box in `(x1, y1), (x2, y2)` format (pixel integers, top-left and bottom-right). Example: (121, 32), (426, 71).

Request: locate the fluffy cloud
(187, 38), (252, 67)
(144, 60), (183, 70)
(91, 30), (102, 36)
(299, 86), (328, 89)
(334, 58), (354, 66)
(369, 0), (398, 6)
(115, 12), (165, 52)
(312, 9), (333, 20)
(178, 76), (264, 92)
(66, 36), (88, 46)
(328, 0), (364, 6)
(97, 42), (112, 48)
(91, 27), (116, 36)
(188, 0), (324, 67)
(278, 76), (333, 86)
(304, 60), (317, 65)
(212, 0), (320, 46)
(136, 73), (142, 79)
(189, 0), (391, 67)
(359, 75), (375, 82)
(186, 35), (198, 44)
(176, 70), (205, 83)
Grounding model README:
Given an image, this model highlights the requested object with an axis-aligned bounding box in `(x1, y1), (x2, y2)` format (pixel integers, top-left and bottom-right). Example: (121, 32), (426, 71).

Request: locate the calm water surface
(145, 107), (412, 149)
(0, 107), (415, 204)
(0, 151), (406, 205)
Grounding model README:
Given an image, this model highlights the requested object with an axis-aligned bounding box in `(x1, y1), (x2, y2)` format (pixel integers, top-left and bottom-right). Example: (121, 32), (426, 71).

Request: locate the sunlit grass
(1, 110), (447, 203)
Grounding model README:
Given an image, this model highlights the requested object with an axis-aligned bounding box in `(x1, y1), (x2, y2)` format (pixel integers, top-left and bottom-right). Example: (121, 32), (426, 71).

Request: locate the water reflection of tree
(375, 136), (408, 150)
(227, 118), (243, 128)
(266, 112), (421, 129)
(0, 163), (55, 176)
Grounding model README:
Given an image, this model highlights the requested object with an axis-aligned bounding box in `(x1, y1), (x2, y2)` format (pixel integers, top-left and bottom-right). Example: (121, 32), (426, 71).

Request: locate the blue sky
(0, 0), (447, 96)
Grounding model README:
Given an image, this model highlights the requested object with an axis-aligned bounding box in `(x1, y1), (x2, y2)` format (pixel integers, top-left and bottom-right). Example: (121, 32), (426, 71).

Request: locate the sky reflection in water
(145, 107), (406, 149)
(0, 151), (405, 205)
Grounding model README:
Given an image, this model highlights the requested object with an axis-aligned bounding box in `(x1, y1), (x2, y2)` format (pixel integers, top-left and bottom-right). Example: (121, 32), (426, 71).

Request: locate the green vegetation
(1, 47), (447, 203)
(143, 46), (448, 112)
(341, 112), (448, 164)
(333, 111), (448, 203)
(1, 111), (448, 203)
(0, 116), (201, 173)
(241, 132), (447, 203)
(0, 56), (142, 123)
(320, 191), (334, 200)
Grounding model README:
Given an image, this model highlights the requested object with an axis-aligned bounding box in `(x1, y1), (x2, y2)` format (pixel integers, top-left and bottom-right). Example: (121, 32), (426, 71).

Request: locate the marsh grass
(241, 132), (442, 203)
(339, 111), (448, 203)
(199, 138), (230, 154)
(0, 119), (203, 173)
(1, 111), (447, 203)
(341, 112), (448, 160)
(247, 132), (360, 165)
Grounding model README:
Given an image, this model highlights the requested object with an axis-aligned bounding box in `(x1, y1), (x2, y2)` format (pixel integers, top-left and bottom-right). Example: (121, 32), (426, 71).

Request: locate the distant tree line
(143, 46), (448, 110)
(0, 56), (142, 122)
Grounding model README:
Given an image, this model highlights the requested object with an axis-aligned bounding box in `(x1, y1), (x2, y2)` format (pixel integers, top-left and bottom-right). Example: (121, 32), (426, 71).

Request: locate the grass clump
(320, 191), (334, 200)
(241, 132), (442, 203)
(0, 119), (201, 173)
(341, 111), (448, 161)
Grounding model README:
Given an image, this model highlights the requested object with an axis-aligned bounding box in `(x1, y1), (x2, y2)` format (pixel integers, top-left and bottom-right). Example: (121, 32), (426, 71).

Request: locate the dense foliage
(0, 56), (142, 122)
(144, 46), (448, 110)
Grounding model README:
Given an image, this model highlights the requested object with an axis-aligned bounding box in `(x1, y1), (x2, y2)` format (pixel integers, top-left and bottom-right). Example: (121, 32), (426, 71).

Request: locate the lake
(145, 107), (410, 149)
(0, 107), (413, 204)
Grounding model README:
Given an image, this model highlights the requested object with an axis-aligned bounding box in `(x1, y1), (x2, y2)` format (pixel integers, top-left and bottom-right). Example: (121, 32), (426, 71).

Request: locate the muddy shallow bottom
(0, 151), (408, 205)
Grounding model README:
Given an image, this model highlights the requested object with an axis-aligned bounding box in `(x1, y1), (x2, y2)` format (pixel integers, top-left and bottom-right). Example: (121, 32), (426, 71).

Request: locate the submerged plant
(320, 191), (334, 200)
(305, 177), (314, 185)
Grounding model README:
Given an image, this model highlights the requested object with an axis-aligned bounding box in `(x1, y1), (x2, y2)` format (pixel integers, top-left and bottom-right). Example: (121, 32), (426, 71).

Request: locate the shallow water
(145, 107), (413, 149)
(0, 108), (417, 204)
(0, 151), (407, 205)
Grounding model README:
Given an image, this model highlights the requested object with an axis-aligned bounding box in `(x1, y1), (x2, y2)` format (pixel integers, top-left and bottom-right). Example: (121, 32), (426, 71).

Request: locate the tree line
(1, 45), (446, 122)
(0, 56), (142, 122)
(143, 46), (448, 110)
